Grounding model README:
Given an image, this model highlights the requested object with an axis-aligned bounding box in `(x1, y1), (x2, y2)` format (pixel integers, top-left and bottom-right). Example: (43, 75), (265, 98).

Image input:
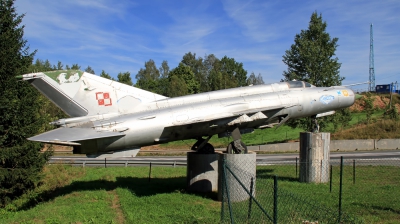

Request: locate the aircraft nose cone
(346, 89), (356, 106)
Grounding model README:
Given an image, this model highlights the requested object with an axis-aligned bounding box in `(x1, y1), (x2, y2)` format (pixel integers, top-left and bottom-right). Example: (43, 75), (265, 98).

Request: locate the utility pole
(369, 23), (375, 92)
(390, 82), (393, 109)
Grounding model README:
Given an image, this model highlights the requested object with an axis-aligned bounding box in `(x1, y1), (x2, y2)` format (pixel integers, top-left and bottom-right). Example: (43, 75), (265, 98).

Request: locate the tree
(0, 0), (52, 206)
(71, 64), (80, 70)
(159, 60), (169, 78)
(282, 12), (347, 132)
(30, 59), (53, 72)
(100, 70), (114, 81)
(282, 12), (343, 87)
(84, 65), (95, 74)
(220, 56), (247, 88)
(247, 72), (265, 85)
(56, 61), (63, 70)
(117, 71), (133, 86)
(204, 54), (220, 91)
(158, 60), (170, 96)
(167, 63), (199, 97)
(256, 73), (264, 85)
(135, 59), (160, 93)
(247, 72), (256, 85)
(168, 75), (188, 97)
(181, 52), (208, 92)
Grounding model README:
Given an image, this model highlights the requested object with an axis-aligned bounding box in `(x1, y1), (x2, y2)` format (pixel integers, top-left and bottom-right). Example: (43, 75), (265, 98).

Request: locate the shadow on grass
(352, 202), (400, 215)
(256, 168), (299, 182)
(19, 176), (187, 211)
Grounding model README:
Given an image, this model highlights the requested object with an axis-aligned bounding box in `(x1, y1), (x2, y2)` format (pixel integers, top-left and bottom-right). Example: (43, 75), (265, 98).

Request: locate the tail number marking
(96, 92), (112, 106)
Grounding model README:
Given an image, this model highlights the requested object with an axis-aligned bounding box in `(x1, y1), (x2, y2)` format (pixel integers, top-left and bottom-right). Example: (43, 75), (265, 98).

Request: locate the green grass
(0, 165), (220, 224)
(253, 165), (400, 223)
(2, 164), (399, 223)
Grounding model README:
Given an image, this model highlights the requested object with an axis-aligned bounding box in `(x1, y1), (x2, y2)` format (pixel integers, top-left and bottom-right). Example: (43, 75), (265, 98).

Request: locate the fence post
(148, 162), (152, 182)
(247, 177), (254, 220)
(329, 165), (332, 193)
(223, 158), (234, 224)
(125, 160), (128, 167)
(221, 158), (225, 222)
(320, 160), (323, 182)
(353, 159), (356, 184)
(105, 158), (106, 168)
(295, 157), (298, 178)
(273, 175), (278, 224)
(339, 156), (343, 222)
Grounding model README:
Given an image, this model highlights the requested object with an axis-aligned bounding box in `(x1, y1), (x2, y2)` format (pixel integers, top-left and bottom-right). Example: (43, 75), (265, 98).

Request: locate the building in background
(375, 83), (397, 94)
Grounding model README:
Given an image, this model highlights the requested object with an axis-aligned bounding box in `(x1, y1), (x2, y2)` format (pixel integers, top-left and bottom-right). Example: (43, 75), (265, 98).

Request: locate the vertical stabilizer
(19, 70), (167, 117)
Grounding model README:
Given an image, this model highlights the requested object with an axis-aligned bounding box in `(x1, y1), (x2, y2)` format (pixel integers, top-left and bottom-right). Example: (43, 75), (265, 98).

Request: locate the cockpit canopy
(286, 81), (314, 88)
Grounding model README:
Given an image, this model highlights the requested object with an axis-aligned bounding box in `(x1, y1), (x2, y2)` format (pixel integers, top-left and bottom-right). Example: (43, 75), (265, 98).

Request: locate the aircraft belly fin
(28, 127), (125, 143)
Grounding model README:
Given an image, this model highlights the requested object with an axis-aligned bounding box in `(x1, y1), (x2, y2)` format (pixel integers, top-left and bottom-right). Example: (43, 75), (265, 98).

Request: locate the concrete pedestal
(299, 132), (330, 183)
(218, 152), (257, 202)
(187, 152), (219, 192)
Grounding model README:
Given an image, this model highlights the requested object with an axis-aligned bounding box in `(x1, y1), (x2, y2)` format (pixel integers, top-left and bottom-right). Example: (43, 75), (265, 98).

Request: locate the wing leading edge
(29, 128), (125, 146)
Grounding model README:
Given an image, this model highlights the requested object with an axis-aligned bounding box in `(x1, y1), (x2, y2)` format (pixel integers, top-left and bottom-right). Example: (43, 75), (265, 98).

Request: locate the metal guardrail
(49, 159), (187, 167)
(49, 157), (400, 167)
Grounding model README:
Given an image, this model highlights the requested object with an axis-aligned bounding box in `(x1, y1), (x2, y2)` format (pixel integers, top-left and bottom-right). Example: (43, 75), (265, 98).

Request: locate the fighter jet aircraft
(18, 70), (355, 157)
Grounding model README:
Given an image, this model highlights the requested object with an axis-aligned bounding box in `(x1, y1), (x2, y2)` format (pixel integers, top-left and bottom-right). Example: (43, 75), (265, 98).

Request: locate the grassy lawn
(0, 165), (220, 224)
(253, 164), (400, 223)
(2, 164), (399, 223)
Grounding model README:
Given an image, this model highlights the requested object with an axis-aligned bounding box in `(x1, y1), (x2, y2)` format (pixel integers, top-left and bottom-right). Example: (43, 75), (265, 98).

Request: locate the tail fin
(19, 70), (167, 117)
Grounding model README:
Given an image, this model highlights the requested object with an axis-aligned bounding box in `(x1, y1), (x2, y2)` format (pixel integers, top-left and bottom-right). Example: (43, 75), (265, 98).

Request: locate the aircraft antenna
(369, 23), (375, 92)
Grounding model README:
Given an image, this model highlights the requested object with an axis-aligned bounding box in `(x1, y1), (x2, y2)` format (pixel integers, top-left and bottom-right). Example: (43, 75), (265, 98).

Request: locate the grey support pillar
(218, 152), (257, 202)
(187, 152), (219, 192)
(299, 132), (330, 183)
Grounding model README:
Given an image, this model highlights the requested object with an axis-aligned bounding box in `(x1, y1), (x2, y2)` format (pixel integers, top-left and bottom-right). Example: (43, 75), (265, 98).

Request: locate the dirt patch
(350, 95), (398, 112)
(108, 190), (125, 224)
(141, 145), (162, 150)
(373, 96), (388, 109)
(42, 144), (72, 152)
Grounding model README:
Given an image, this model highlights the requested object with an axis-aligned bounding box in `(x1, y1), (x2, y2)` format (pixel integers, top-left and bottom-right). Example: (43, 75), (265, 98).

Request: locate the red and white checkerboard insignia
(96, 92), (112, 106)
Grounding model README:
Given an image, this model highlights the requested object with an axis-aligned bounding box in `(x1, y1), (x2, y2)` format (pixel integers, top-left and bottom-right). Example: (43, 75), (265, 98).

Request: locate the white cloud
(13, 0), (400, 85)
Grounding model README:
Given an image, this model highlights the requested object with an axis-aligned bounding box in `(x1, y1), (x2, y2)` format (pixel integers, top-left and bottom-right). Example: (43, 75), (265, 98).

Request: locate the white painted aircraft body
(19, 70), (355, 157)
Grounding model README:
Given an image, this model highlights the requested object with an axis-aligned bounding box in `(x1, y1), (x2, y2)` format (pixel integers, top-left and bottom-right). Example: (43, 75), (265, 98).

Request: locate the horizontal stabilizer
(28, 127), (125, 144)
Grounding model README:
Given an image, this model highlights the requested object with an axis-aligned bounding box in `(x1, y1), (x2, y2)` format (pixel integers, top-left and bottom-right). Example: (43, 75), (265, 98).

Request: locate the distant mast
(369, 23), (375, 92)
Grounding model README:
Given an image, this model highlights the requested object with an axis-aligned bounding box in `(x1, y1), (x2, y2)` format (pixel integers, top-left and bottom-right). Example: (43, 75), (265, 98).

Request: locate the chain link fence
(221, 157), (399, 223)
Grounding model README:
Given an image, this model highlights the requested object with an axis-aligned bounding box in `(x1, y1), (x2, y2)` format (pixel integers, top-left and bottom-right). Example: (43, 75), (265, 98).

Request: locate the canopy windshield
(287, 81), (314, 88)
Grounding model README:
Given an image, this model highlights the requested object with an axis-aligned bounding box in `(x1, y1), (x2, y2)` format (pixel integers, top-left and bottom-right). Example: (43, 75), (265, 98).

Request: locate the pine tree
(100, 70), (114, 80)
(282, 12), (347, 132)
(84, 65), (95, 74)
(0, 0), (52, 206)
(282, 12), (343, 87)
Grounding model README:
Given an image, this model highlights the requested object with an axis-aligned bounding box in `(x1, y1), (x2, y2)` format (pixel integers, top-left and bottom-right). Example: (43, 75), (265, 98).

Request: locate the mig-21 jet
(18, 70), (355, 158)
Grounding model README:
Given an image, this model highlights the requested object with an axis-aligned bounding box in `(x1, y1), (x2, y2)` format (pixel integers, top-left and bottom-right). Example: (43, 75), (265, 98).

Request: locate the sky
(14, 0), (400, 91)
